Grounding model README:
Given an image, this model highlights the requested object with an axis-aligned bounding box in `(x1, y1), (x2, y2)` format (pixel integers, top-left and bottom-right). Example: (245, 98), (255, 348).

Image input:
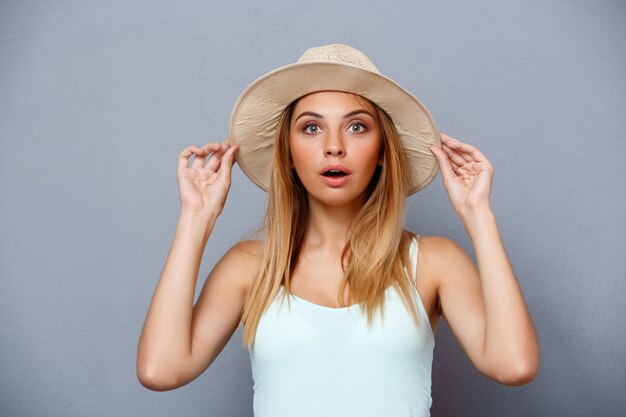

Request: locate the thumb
(218, 144), (239, 183)
(429, 145), (456, 184)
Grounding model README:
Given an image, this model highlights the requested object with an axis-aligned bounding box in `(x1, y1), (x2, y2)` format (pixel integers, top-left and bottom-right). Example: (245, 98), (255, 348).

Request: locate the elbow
(496, 357), (540, 386)
(136, 362), (178, 392)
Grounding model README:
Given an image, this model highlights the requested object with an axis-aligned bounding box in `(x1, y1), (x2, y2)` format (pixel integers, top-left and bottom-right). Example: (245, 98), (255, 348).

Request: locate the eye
(349, 122), (366, 133)
(303, 123), (321, 134)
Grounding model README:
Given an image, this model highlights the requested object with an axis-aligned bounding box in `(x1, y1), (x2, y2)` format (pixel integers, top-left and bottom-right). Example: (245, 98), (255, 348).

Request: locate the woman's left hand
(429, 132), (494, 216)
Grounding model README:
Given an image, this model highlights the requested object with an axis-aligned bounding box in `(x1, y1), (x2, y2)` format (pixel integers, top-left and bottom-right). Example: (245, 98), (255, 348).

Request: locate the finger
(178, 145), (201, 174)
(441, 133), (475, 163)
(444, 137), (487, 163)
(191, 145), (211, 169)
(200, 142), (225, 172)
(444, 142), (474, 164)
(441, 133), (473, 162)
(429, 145), (457, 184)
(442, 142), (469, 166)
(218, 144), (239, 184)
(201, 142), (222, 156)
(205, 141), (228, 172)
(441, 132), (463, 145)
(448, 157), (462, 171)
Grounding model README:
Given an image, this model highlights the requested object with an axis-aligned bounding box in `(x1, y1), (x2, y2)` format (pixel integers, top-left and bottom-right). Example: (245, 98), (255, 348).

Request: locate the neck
(304, 196), (362, 251)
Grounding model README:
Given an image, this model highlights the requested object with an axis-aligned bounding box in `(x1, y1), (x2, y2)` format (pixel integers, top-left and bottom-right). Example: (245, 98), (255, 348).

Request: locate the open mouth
(322, 169), (348, 178)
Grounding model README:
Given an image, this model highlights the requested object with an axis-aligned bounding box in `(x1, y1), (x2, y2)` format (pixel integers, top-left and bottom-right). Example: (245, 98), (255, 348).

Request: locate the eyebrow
(294, 109), (375, 123)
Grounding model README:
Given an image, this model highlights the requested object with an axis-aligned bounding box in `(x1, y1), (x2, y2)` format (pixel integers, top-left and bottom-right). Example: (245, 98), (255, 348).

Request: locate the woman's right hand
(177, 140), (239, 217)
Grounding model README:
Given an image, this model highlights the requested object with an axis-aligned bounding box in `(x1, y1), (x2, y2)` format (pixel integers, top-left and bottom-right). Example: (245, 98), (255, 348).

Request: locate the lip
(319, 165), (351, 175)
(319, 165), (352, 187)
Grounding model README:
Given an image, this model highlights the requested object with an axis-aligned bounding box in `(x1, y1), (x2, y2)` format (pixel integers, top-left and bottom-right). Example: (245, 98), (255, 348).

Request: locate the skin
(286, 92), (385, 304)
(289, 90), (383, 210)
(137, 91), (540, 392)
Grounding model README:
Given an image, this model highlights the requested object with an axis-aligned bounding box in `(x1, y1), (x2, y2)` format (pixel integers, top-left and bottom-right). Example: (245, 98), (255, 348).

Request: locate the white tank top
(247, 236), (435, 416)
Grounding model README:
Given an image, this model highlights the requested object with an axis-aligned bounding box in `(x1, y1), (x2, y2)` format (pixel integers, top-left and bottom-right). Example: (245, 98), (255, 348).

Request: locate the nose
(324, 130), (345, 157)
(325, 146), (344, 157)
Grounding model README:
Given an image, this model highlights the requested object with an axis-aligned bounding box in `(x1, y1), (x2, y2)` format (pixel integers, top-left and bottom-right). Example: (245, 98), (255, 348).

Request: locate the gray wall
(1, 1), (624, 416)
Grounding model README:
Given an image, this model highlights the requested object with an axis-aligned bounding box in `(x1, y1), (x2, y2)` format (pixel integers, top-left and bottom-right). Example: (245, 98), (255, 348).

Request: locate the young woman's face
(289, 91), (382, 208)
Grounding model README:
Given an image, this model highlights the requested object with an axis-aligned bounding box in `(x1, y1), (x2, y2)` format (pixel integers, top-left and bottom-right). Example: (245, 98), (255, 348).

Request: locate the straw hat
(228, 43), (441, 195)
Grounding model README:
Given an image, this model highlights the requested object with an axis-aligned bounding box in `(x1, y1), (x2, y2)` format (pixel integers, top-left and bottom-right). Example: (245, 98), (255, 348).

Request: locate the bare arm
(466, 209), (539, 384)
(136, 140), (245, 391)
(136, 211), (215, 390)
(431, 213), (539, 385)
(428, 132), (540, 385)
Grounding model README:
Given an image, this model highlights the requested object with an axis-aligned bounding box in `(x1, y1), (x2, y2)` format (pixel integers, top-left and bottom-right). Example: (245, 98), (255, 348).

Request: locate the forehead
(293, 90), (375, 111)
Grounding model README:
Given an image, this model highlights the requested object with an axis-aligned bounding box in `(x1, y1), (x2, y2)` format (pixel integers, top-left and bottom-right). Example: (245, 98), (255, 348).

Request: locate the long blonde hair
(240, 93), (422, 348)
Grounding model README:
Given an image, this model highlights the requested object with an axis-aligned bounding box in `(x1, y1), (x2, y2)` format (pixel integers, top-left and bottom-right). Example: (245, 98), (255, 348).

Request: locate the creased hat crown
(296, 44), (381, 73)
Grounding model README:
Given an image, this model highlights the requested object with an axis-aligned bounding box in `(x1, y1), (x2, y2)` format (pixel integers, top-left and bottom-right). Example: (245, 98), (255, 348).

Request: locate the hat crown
(296, 44), (381, 74)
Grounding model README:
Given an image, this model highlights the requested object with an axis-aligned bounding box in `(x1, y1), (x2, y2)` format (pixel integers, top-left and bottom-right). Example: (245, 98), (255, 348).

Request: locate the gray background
(1, 1), (624, 416)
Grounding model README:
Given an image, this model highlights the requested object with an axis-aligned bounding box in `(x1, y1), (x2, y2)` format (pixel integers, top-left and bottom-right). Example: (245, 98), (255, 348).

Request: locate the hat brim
(229, 61), (441, 195)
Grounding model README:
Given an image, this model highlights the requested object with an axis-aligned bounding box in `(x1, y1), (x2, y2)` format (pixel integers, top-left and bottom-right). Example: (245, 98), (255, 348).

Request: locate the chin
(307, 188), (367, 208)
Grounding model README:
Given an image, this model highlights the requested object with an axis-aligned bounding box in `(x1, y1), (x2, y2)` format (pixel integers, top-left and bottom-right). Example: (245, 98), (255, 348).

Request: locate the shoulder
(405, 231), (462, 260)
(404, 233), (465, 321)
(417, 235), (470, 276)
(413, 233), (472, 293)
(417, 235), (478, 305)
(221, 240), (264, 296)
(417, 235), (464, 257)
(228, 239), (264, 257)
(222, 240), (264, 270)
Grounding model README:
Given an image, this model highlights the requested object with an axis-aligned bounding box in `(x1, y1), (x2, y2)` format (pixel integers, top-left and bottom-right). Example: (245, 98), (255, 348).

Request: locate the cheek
(288, 140), (311, 173)
(354, 140), (383, 167)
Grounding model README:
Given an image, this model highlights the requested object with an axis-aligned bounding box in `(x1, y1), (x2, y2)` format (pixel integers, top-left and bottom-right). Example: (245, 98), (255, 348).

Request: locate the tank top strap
(406, 234), (420, 287)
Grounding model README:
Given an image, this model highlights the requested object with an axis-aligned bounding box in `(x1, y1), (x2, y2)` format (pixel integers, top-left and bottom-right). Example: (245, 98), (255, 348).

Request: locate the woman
(137, 44), (540, 416)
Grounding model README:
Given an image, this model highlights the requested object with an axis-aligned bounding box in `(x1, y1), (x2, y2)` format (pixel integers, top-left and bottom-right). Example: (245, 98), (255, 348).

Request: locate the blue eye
(350, 123), (366, 133)
(304, 123), (320, 134)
